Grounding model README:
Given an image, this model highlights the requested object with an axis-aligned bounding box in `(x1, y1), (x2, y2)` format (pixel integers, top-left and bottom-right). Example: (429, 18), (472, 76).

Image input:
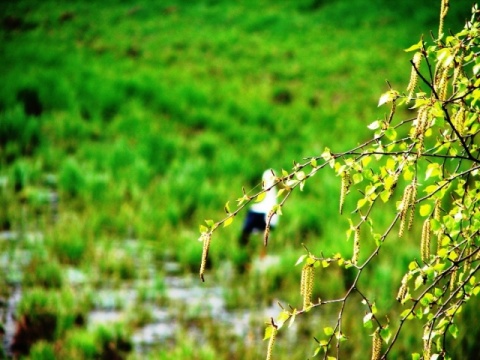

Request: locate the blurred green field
(1, 0), (477, 359)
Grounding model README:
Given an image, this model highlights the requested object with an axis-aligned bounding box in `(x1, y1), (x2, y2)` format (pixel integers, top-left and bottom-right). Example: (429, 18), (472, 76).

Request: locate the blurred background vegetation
(1, 0), (477, 359)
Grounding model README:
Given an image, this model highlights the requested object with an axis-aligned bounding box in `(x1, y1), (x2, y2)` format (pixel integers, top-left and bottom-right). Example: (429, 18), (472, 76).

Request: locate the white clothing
(250, 170), (279, 226)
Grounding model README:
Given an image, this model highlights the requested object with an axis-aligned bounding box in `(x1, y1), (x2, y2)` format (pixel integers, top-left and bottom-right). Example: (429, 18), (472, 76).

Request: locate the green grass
(0, 0), (475, 358)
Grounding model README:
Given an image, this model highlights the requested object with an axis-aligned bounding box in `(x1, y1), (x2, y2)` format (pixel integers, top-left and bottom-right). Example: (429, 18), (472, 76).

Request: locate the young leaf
(324, 326), (334, 336)
(380, 327), (392, 344)
(223, 216), (234, 228)
(363, 312), (373, 328)
(404, 40), (423, 52)
(255, 192), (266, 203)
(295, 254), (307, 266)
(420, 204), (432, 217)
(448, 324), (459, 339)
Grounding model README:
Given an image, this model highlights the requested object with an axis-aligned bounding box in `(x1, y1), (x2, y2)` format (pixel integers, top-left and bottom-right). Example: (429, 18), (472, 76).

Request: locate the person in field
(239, 169), (279, 247)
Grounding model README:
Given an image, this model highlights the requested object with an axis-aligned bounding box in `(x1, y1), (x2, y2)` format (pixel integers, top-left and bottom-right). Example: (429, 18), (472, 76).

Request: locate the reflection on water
(0, 231), (290, 357)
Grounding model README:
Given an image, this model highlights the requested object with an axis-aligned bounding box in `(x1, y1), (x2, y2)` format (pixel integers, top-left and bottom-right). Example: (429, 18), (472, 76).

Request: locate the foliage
(0, 0), (473, 358)
(200, 2), (480, 359)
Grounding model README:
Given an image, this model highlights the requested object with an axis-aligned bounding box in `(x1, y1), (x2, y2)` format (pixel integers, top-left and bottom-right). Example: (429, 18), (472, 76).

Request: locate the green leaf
(414, 275), (424, 290)
(255, 192), (266, 203)
(426, 163), (441, 180)
(288, 309), (297, 328)
(295, 255), (307, 266)
(420, 204), (432, 217)
(420, 293), (434, 307)
(357, 198), (368, 210)
(224, 201), (231, 214)
(412, 353), (421, 360)
(263, 325), (274, 340)
(223, 216), (234, 228)
(378, 90), (399, 107)
(363, 313), (373, 328)
(380, 327), (392, 344)
(199, 225), (208, 233)
(336, 331), (348, 342)
(296, 171), (306, 181)
(449, 324), (459, 339)
(276, 310), (290, 329)
(352, 173), (363, 184)
(324, 326), (334, 336)
(385, 127), (397, 141)
(368, 120), (380, 130)
(321, 148), (332, 162)
(205, 219), (215, 227)
(404, 40), (422, 52)
(380, 190), (391, 203)
(401, 309), (414, 320)
(424, 185), (438, 195)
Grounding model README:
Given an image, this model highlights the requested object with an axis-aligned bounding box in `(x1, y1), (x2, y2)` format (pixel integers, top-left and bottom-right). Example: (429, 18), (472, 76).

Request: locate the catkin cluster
(266, 325), (277, 360)
(339, 171), (351, 214)
(399, 183), (417, 237)
(421, 219), (431, 263)
(435, 65), (451, 101)
(199, 232), (212, 282)
(407, 52), (423, 101)
(438, 0), (449, 38)
(449, 266), (458, 292)
(464, 245), (473, 274)
(413, 105), (430, 144)
(396, 273), (409, 303)
(371, 328), (382, 360)
(434, 200), (443, 254)
(352, 227), (361, 265)
(452, 53), (464, 88)
(300, 264), (315, 310)
(453, 107), (466, 136)
(423, 326), (432, 360)
(264, 209), (276, 247)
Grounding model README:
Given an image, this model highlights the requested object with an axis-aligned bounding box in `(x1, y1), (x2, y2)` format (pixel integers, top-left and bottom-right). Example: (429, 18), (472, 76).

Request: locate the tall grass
(0, 0), (474, 358)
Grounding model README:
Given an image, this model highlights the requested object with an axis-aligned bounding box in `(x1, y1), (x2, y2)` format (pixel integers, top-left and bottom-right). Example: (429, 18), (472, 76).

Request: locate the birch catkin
(434, 199), (442, 254)
(421, 219), (431, 263)
(407, 184), (417, 231)
(438, 0), (449, 39)
(199, 232), (212, 282)
(423, 326), (432, 360)
(399, 184), (413, 237)
(352, 227), (360, 265)
(396, 273), (409, 302)
(371, 328), (382, 360)
(300, 264), (314, 310)
(450, 266), (457, 292)
(266, 325), (277, 360)
(413, 105), (430, 141)
(407, 52), (423, 101)
(453, 107), (466, 136)
(264, 208), (276, 246)
(339, 171), (351, 214)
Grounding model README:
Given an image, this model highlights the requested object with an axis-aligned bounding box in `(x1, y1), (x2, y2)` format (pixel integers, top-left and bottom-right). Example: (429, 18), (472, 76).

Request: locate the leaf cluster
(199, 2), (480, 359)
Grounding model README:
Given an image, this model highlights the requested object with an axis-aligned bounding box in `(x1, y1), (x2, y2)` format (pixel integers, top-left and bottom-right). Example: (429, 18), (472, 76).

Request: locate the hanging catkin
(407, 52), (423, 101)
(300, 264), (314, 310)
(421, 219), (431, 263)
(266, 324), (277, 360)
(199, 232), (212, 281)
(371, 328), (382, 360)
